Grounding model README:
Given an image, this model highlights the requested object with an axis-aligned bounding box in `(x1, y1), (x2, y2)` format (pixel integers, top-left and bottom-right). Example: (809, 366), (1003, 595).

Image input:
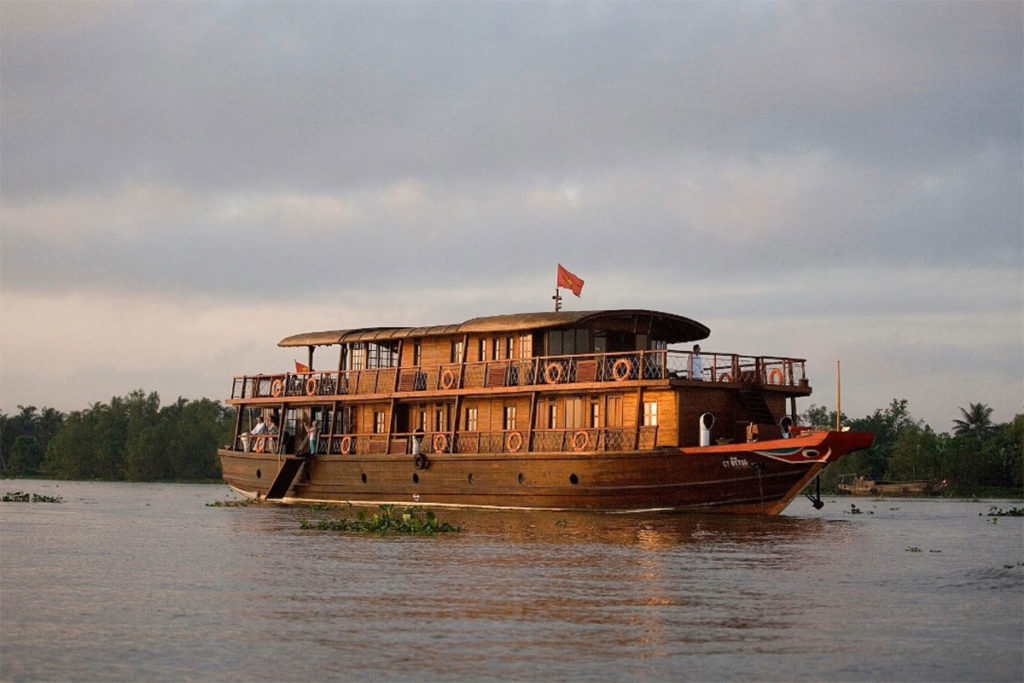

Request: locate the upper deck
(229, 309), (809, 402)
(232, 353), (808, 402)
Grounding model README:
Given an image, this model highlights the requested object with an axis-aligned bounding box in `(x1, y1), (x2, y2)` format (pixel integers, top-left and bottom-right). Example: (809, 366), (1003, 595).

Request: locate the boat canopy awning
(278, 309), (710, 348)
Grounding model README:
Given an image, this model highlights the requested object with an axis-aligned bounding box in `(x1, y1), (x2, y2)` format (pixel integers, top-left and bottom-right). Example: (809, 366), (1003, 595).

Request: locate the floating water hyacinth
(2, 491), (63, 503)
(300, 504), (461, 534)
(206, 498), (261, 507)
(985, 506), (1024, 517)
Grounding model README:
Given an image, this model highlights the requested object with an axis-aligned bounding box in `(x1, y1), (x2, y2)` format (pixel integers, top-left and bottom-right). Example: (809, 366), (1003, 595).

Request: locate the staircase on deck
(264, 457), (305, 499)
(738, 387), (775, 425)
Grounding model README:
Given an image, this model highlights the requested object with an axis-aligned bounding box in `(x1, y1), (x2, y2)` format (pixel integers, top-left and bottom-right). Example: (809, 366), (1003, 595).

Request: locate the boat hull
(219, 430), (872, 515)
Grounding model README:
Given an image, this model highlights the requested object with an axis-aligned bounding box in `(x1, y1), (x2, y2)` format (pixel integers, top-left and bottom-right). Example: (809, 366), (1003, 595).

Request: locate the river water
(1, 480), (1021, 682)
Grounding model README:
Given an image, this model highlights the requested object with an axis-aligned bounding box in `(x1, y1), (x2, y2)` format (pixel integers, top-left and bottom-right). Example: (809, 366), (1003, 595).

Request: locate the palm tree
(952, 403), (996, 440)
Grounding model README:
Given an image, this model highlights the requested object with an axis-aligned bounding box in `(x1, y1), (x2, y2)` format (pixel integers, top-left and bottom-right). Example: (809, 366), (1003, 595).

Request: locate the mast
(836, 359), (842, 431)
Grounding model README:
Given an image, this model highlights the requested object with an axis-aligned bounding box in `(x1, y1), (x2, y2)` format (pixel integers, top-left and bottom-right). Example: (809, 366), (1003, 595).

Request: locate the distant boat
(218, 309), (874, 514)
(836, 474), (948, 497)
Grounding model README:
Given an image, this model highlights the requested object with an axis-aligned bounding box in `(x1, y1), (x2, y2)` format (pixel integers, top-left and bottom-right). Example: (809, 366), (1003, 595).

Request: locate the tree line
(1, 392), (1021, 494)
(805, 400), (1022, 496)
(0, 391), (234, 481)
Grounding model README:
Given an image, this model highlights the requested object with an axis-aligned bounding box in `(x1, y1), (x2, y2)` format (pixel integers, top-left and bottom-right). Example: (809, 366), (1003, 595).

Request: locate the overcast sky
(2, 1), (1021, 431)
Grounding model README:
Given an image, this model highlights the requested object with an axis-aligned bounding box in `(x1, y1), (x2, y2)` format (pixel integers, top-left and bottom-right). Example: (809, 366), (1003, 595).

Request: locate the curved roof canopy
(278, 309), (710, 348)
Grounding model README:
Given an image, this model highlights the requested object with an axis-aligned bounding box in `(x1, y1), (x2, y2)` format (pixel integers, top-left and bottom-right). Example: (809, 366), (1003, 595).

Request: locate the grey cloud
(3, 2), (1020, 197)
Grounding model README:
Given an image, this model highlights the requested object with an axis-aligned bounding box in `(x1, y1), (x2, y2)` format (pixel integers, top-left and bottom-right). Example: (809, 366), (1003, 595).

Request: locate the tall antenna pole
(552, 288), (562, 311)
(836, 359), (842, 431)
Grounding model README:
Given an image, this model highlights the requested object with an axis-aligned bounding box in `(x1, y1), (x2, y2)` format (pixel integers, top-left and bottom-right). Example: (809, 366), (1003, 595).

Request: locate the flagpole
(553, 288), (562, 311)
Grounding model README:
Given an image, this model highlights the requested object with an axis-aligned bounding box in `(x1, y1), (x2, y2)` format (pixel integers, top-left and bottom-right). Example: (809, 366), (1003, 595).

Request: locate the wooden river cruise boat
(218, 309), (873, 514)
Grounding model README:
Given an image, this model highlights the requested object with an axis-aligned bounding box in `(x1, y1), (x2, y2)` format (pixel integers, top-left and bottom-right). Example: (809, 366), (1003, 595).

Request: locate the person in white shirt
(251, 416), (267, 435)
(690, 344), (703, 380)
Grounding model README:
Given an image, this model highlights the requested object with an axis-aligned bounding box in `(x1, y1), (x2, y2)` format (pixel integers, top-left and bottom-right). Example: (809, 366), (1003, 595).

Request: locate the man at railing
(690, 345), (703, 380)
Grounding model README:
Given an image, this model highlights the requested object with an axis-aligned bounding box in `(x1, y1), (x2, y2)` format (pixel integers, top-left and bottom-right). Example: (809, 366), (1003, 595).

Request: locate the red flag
(295, 360), (310, 374)
(557, 264), (584, 297)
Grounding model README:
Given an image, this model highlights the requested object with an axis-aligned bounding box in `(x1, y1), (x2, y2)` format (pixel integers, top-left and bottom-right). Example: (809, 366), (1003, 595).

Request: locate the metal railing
(230, 350), (807, 400)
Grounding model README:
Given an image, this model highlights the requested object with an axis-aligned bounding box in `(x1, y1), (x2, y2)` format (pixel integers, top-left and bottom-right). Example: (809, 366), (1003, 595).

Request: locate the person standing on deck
(306, 419), (319, 456)
(690, 344), (703, 380)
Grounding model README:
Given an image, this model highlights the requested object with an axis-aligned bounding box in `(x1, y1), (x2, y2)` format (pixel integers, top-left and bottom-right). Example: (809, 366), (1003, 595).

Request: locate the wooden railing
(242, 426), (661, 456)
(230, 350), (807, 400)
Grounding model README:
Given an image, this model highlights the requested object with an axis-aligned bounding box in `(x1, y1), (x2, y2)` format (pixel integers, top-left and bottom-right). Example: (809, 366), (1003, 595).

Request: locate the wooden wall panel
(677, 388), (741, 447)
(644, 390), (678, 446)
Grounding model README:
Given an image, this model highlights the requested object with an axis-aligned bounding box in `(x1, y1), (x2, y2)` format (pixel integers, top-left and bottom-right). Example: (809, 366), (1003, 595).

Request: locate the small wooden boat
(218, 309), (873, 514)
(836, 475), (948, 497)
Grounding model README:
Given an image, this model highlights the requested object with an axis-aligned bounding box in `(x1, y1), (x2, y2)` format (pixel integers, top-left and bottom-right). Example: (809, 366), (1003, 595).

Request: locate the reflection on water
(1, 480), (1021, 682)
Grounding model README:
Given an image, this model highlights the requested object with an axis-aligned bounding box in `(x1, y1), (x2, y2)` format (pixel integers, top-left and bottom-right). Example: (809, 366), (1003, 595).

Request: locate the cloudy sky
(2, 1), (1021, 431)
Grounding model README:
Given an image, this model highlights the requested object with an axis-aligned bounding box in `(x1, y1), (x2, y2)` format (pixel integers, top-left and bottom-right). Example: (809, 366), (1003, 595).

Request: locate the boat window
(547, 328), (591, 356)
(451, 340), (464, 364)
(518, 335), (532, 359)
(505, 337), (514, 359)
(491, 337), (500, 361)
(340, 406), (354, 434)
(373, 410), (387, 434)
(546, 403), (558, 429)
(465, 407), (478, 431)
(548, 331), (562, 356)
(643, 401), (658, 427)
(366, 340), (399, 368)
(503, 405), (517, 431)
(565, 397), (585, 429)
(477, 338), (486, 361)
(349, 343), (366, 371)
(600, 330), (634, 353)
(590, 401), (601, 428)
(413, 340), (422, 367)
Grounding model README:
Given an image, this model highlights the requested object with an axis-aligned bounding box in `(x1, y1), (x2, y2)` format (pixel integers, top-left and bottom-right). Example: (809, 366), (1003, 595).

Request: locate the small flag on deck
(295, 360), (310, 374)
(556, 264), (584, 297)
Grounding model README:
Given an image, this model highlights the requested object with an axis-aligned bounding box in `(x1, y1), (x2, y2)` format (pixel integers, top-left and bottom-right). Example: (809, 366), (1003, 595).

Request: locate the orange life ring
(544, 362), (563, 384)
(433, 434), (447, 453)
(340, 435), (352, 454)
(305, 377), (318, 396)
(769, 368), (783, 385)
(719, 372), (732, 382)
(506, 431), (523, 453)
(253, 436), (266, 453)
(271, 379), (283, 397)
(572, 430), (589, 452)
(612, 358), (631, 381)
(441, 369), (456, 390)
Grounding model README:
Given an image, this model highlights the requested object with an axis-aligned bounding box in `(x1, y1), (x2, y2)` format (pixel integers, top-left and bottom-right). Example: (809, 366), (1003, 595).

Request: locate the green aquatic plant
(300, 504), (461, 535)
(206, 498), (260, 507)
(2, 491), (63, 503)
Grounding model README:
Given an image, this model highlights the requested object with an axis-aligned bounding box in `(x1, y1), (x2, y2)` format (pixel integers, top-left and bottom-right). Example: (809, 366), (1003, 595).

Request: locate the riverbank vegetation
(805, 400), (1022, 496)
(1, 392), (1020, 496)
(0, 391), (233, 482)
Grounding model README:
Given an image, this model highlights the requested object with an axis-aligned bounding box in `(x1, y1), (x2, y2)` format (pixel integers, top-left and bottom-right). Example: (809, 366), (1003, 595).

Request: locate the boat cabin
(227, 310), (811, 457)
